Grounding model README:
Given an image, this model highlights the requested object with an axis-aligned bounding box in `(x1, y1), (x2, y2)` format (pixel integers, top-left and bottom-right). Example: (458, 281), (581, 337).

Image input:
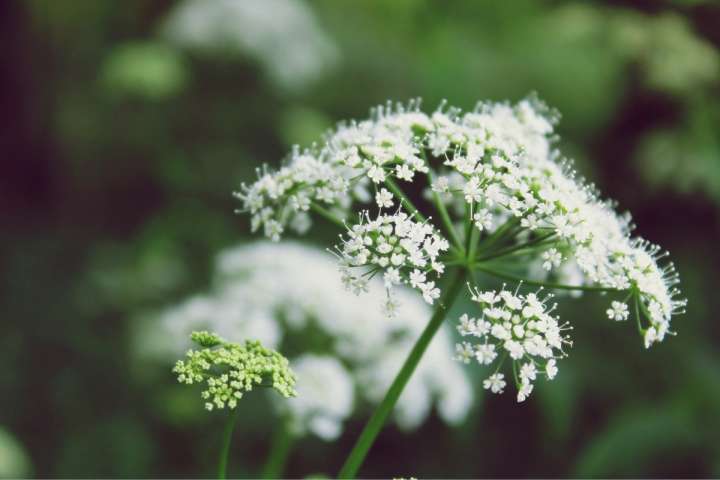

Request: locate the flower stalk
(218, 409), (240, 479)
(337, 268), (466, 478)
(472, 264), (624, 293)
(261, 420), (294, 479)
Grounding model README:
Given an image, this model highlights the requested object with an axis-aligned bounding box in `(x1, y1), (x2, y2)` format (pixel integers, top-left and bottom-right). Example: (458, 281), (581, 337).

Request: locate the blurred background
(2, 0), (720, 477)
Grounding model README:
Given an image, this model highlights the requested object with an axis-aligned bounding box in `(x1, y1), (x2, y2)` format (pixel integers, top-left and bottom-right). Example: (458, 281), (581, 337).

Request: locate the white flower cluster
(237, 96), (685, 347)
(455, 285), (570, 402)
(146, 242), (472, 439)
(428, 99), (685, 344)
(235, 101), (433, 242)
(238, 150), (351, 241)
(336, 211), (449, 312)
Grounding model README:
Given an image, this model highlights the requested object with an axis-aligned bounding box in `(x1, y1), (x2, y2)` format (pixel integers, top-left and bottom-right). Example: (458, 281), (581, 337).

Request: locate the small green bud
(190, 330), (223, 348)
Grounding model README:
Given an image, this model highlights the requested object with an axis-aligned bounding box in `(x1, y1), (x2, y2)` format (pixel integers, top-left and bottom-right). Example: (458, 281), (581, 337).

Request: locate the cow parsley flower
(375, 188), (394, 209)
(236, 95), (686, 415)
(517, 381), (534, 403)
(336, 211), (449, 309)
(483, 373), (506, 394)
(236, 96), (685, 351)
(173, 331), (296, 411)
(473, 209), (493, 232)
(542, 248), (562, 271)
(456, 285), (572, 402)
(606, 301), (630, 322)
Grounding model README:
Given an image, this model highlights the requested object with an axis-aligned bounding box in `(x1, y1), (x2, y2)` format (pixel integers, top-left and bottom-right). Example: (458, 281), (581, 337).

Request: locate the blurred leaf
(100, 41), (189, 100)
(636, 97), (720, 204)
(279, 106), (333, 148)
(535, 363), (578, 442)
(574, 406), (698, 477)
(55, 416), (155, 477)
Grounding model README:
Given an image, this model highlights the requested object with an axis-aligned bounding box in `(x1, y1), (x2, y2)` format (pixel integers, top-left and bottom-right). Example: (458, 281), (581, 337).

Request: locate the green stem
(385, 176), (464, 257)
(464, 201), (473, 254)
(634, 292), (643, 334)
(310, 202), (346, 229)
(472, 264), (623, 293)
(476, 233), (556, 263)
(218, 409), (240, 479)
(478, 240), (558, 263)
(261, 421), (293, 479)
(477, 217), (519, 253)
(467, 223), (481, 263)
(428, 174), (464, 251)
(637, 293), (653, 325)
(337, 268), (467, 479)
(384, 177), (427, 223)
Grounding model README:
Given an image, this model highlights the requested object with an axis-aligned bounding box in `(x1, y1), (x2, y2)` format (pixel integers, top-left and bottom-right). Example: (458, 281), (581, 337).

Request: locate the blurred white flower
(149, 241), (472, 438)
(282, 355), (354, 440)
(161, 0), (338, 93)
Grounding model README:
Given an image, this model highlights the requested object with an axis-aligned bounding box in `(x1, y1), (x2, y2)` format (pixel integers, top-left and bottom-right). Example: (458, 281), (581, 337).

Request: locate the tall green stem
(337, 268), (467, 479)
(434, 195), (464, 251)
(261, 421), (293, 479)
(218, 409), (240, 479)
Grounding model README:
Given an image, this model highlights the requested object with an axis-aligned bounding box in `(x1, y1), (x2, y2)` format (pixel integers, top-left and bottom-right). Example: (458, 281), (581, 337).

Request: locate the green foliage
(100, 41), (188, 100)
(55, 416), (155, 478)
(574, 406), (697, 477)
(636, 98), (720, 203)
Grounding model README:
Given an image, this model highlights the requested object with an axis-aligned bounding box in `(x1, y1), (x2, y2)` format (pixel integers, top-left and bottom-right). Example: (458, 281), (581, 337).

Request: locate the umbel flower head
(236, 95), (686, 402)
(173, 331), (297, 410)
(455, 284), (570, 402)
(336, 210), (449, 312)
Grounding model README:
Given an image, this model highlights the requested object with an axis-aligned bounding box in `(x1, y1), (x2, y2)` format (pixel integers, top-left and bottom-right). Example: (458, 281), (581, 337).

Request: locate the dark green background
(2, 0), (720, 477)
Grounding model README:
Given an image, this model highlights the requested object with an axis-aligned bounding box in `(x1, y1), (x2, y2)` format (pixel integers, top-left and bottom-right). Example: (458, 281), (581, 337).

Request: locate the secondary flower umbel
(455, 285), (570, 402)
(174, 331), (296, 410)
(336, 210), (449, 313)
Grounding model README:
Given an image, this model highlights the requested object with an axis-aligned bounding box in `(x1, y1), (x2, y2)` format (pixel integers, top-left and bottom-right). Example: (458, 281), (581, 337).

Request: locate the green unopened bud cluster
(174, 331), (297, 410)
